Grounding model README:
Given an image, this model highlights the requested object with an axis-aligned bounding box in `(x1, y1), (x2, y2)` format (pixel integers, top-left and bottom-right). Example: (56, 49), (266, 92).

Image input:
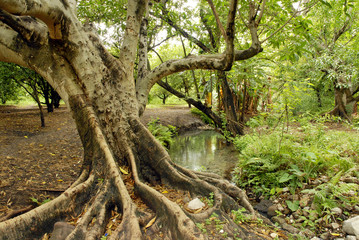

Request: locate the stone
(300, 229), (315, 238)
(300, 194), (311, 207)
(345, 236), (357, 240)
(267, 205), (277, 217)
(272, 216), (286, 225)
(270, 232), (278, 238)
(320, 232), (331, 240)
(342, 216), (359, 238)
(331, 207), (342, 216)
(282, 187), (290, 192)
(187, 198), (205, 210)
(50, 222), (75, 240)
(310, 237), (321, 240)
(303, 207), (311, 217)
(282, 223), (300, 234)
(331, 222), (340, 229)
(254, 199), (273, 213)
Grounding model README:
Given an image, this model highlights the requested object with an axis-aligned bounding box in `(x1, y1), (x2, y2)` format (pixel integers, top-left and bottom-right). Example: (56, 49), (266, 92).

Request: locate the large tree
(0, 0), (314, 239)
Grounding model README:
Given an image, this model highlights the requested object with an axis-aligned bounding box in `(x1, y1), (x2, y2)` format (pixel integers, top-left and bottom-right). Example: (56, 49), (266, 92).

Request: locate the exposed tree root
(0, 106), (272, 240)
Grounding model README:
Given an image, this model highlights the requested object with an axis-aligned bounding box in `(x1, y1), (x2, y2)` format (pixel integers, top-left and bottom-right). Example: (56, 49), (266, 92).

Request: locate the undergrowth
(190, 108), (214, 125)
(147, 118), (177, 149)
(233, 119), (359, 208)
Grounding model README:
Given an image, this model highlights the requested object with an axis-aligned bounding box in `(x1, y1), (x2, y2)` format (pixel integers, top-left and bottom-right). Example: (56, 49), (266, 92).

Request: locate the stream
(168, 130), (239, 178)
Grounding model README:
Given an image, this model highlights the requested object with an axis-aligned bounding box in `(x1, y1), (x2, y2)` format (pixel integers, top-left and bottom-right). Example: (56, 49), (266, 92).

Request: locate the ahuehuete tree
(0, 0), (313, 239)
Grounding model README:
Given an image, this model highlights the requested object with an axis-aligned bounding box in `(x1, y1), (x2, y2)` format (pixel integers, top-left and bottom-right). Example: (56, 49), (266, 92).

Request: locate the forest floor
(0, 104), (204, 220)
(1, 105), (358, 240)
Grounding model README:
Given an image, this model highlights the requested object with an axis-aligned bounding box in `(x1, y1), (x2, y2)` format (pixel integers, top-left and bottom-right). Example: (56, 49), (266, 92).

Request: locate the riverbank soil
(0, 105), (204, 220)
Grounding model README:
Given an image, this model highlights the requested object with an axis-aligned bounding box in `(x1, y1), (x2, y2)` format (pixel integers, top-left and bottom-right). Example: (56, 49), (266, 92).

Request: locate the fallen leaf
(145, 216), (156, 229)
(194, 208), (203, 214)
(24, 136), (28, 138)
(162, 190), (168, 194)
(119, 167), (128, 175)
(330, 233), (340, 237)
(57, 179), (63, 182)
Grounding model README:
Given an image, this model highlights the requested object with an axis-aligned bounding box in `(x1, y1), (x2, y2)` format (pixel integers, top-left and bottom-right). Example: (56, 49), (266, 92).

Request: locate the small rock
(320, 232), (331, 240)
(342, 177), (359, 184)
(310, 237), (321, 240)
(267, 205), (278, 217)
(347, 190), (356, 197)
(345, 235), (357, 240)
(300, 194), (311, 207)
(331, 222), (340, 229)
(282, 187), (290, 192)
(270, 232), (278, 238)
(254, 199), (273, 213)
(312, 179), (322, 185)
(272, 216), (286, 225)
(50, 222), (75, 240)
(303, 207), (311, 217)
(331, 207), (342, 216)
(300, 229), (315, 238)
(342, 216), (359, 238)
(320, 175), (329, 183)
(183, 196), (190, 203)
(355, 206), (359, 212)
(277, 204), (285, 212)
(282, 223), (300, 234)
(187, 198), (205, 210)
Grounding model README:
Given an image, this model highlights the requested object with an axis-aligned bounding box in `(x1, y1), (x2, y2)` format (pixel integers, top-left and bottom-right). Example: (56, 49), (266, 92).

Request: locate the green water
(168, 130), (238, 177)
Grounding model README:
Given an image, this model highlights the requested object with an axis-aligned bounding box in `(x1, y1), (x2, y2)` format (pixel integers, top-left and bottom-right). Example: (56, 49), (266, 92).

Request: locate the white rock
(342, 216), (359, 238)
(345, 235), (357, 240)
(310, 237), (321, 240)
(331, 222), (340, 229)
(331, 207), (342, 216)
(187, 198), (205, 210)
(270, 232), (278, 238)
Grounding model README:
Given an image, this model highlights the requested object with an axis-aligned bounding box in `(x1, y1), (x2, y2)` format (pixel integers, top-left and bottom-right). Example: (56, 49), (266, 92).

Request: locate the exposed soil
(0, 104), (204, 219)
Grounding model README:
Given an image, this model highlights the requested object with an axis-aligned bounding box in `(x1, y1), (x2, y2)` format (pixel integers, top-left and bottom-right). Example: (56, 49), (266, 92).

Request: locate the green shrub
(147, 118), (177, 149)
(233, 124), (358, 197)
(190, 108), (214, 125)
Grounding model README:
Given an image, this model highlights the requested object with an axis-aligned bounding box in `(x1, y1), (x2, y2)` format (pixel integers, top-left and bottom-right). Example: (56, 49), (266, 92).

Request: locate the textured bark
(0, 0), (268, 239)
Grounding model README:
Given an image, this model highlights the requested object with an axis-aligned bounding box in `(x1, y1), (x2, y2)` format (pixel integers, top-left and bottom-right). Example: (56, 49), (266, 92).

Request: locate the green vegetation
(233, 121), (358, 195)
(147, 118), (177, 149)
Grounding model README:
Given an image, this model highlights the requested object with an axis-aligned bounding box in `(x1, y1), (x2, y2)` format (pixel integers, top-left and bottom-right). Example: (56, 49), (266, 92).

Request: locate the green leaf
(286, 200), (300, 212)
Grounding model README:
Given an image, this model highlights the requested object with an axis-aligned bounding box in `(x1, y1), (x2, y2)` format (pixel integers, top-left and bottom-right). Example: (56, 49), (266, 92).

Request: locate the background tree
(274, 0), (359, 120)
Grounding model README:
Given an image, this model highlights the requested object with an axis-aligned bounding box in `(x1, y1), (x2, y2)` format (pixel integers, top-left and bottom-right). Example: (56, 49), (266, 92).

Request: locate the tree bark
(0, 0), (267, 239)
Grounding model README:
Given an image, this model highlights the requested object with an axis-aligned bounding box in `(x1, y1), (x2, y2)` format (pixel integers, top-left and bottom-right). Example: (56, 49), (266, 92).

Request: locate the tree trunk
(0, 0), (266, 238)
(218, 71), (244, 136)
(328, 87), (352, 121)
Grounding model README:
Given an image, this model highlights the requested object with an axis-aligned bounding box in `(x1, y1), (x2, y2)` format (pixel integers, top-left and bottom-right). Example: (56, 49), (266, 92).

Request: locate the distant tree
(0, 63), (21, 104)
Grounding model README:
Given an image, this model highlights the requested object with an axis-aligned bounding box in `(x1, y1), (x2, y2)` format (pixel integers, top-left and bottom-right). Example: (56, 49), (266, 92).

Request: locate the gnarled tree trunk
(0, 0), (268, 239)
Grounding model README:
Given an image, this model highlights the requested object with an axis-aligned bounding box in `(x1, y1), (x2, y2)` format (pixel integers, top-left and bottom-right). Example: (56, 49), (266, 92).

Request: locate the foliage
(147, 118), (177, 149)
(190, 108), (213, 125)
(233, 123), (359, 197)
(0, 65), (22, 104)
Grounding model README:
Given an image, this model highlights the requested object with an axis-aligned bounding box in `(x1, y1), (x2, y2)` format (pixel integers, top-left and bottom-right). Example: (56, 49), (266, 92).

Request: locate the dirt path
(0, 105), (204, 219)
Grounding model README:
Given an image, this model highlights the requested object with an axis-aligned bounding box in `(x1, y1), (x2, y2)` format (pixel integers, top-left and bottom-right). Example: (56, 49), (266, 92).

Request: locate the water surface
(168, 130), (238, 177)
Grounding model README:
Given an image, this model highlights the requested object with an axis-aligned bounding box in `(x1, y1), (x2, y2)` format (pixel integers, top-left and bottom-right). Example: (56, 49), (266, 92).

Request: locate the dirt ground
(0, 104), (203, 219)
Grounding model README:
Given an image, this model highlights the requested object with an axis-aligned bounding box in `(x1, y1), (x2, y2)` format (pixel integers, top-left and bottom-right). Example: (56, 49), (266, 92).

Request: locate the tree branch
(206, 0), (226, 40)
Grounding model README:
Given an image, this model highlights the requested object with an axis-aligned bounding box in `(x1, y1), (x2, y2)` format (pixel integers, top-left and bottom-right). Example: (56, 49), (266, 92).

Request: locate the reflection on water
(168, 130), (238, 177)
